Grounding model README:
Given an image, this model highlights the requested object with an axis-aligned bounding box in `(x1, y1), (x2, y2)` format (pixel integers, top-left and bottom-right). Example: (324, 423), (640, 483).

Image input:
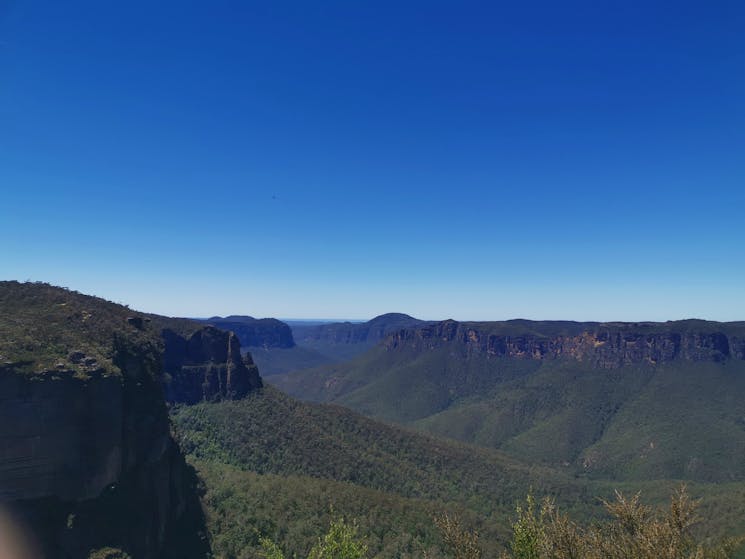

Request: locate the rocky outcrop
(197, 316), (295, 349)
(161, 326), (262, 404)
(0, 335), (209, 559)
(384, 319), (745, 368)
(0, 282), (268, 559)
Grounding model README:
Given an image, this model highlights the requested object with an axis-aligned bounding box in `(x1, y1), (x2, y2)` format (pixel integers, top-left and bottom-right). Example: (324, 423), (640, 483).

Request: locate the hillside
(170, 385), (745, 558)
(172, 386), (574, 557)
(245, 343), (337, 375)
(193, 461), (493, 559)
(270, 318), (745, 483)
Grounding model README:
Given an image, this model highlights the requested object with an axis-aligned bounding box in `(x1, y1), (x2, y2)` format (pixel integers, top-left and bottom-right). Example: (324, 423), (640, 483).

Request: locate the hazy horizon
(1, 278), (737, 325)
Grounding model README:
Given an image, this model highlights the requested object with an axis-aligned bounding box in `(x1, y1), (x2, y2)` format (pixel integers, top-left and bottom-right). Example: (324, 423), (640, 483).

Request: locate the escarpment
(0, 334), (209, 559)
(0, 281), (263, 558)
(384, 319), (745, 367)
(196, 316), (295, 349)
(161, 326), (262, 403)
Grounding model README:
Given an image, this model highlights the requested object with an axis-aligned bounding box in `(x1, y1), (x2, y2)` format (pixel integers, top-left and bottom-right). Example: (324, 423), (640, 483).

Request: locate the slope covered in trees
(270, 320), (745, 483)
(171, 387), (745, 558)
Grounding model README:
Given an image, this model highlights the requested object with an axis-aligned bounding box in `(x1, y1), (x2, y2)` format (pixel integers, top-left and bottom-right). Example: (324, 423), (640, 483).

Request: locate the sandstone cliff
(0, 281), (263, 558)
(161, 325), (262, 404)
(197, 316), (295, 349)
(383, 319), (745, 367)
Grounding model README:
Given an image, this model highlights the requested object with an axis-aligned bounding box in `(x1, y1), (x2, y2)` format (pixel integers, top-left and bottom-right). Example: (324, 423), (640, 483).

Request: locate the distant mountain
(292, 312), (426, 345)
(289, 312), (428, 362)
(243, 313), (430, 377)
(196, 315), (295, 349)
(270, 318), (745, 483)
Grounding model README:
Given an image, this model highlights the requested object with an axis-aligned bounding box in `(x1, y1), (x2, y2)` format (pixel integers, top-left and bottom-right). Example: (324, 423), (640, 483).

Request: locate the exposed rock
(384, 319), (745, 367)
(161, 326), (262, 404)
(0, 337), (209, 559)
(0, 282), (233, 558)
(197, 316), (295, 349)
(0, 371), (123, 502)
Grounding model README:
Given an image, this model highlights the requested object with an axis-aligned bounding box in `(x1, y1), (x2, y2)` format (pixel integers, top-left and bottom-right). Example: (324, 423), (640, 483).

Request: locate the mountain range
(270, 318), (745, 483)
(2, 282), (745, 558)
(244, 313), (427, 375)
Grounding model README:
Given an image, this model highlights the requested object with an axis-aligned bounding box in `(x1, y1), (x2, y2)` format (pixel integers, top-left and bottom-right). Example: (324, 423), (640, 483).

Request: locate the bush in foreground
(437, 486), (742, 559)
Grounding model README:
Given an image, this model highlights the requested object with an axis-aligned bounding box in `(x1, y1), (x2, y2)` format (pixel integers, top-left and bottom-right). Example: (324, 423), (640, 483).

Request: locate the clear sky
(1, 1), (744, 321)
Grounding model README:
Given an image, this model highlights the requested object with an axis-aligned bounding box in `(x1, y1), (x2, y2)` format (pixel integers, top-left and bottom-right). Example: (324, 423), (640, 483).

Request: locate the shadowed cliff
(195, 316), (295, 349)
(0, 281), (262, 558)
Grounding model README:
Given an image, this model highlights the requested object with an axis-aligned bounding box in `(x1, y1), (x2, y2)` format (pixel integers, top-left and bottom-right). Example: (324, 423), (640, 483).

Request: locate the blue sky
(1, 1), (744, 320)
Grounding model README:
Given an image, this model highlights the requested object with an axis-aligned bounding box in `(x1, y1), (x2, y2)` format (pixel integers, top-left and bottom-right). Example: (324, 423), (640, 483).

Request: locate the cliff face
(197, 316), (295, 349)
(0, 282), (263, 559)
(384, 319), (745, 367)
(0, 335), (208, 559)
(161, 326), (262, 404)
(0, 369), (124, 503)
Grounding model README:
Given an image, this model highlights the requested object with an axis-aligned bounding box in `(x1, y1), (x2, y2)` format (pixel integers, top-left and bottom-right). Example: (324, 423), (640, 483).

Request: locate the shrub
(261, 517), (368, 559)
(436, 486), (743, 559)
(433, 514), (481, 559)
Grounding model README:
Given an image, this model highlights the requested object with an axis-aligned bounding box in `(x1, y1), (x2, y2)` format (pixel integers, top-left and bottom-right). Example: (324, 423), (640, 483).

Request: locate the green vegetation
(171, 387), (583, 556)
(497, 487), (741, 559)
(270, 342), (745, 483)
(200, 482), (744, 559)
(0, 280), (199, 376)
(291, 339), (377, 364)
(171, 386), (591, 513)
(260, 517), (368, 559)
(172, 387), (745, 557)
(248, 345), (337, 376)
(193, 460), (489, 558)
(0, 280), (139, 376)
(435, 514), (483, 559)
